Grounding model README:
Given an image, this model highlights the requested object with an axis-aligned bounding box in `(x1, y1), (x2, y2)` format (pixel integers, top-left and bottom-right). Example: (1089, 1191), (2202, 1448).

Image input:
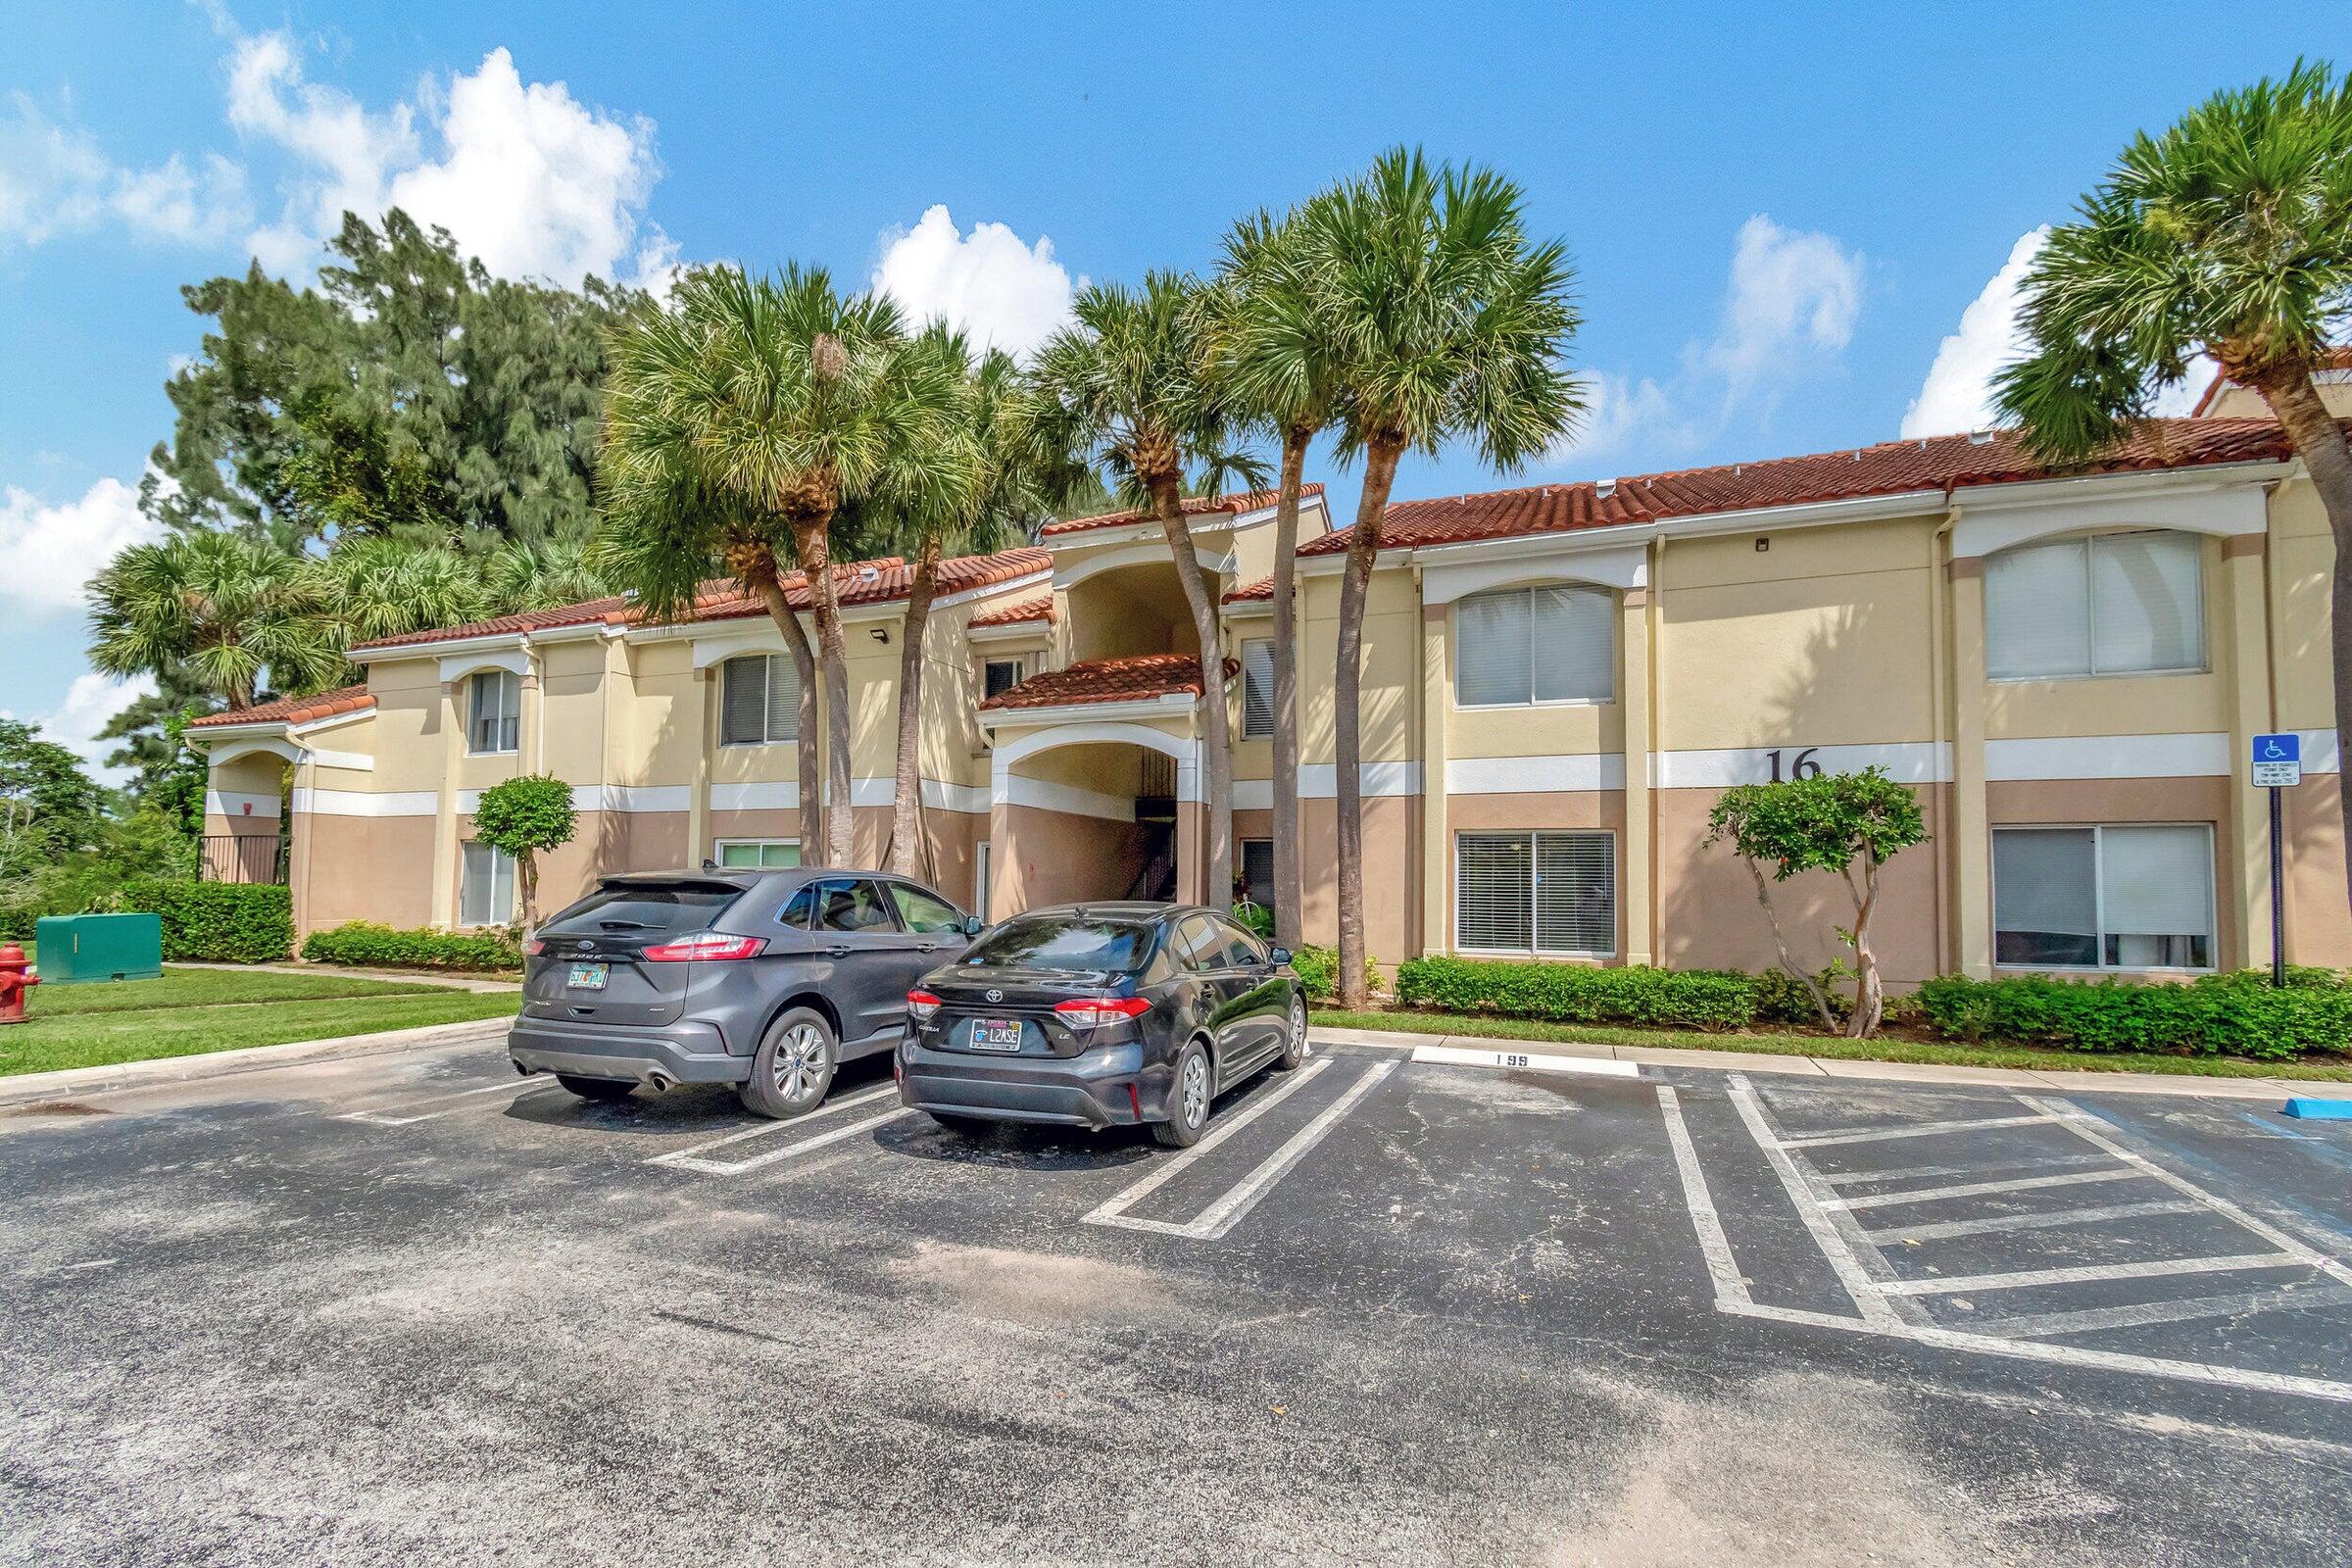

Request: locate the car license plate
(566, 961), (609, 990)
(969, 1018), (1022, 1052)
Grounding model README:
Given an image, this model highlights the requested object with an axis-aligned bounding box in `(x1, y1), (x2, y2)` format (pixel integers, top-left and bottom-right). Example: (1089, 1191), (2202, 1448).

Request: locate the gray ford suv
(508, 868), (981, 1117)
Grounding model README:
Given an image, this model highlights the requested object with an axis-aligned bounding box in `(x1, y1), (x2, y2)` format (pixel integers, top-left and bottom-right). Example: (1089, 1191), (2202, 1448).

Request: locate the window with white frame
(1454, 831), (1616, 956)
(1454, 584), (1615, 707)
(1984, 530), (2204, 680)
(714, 839), (800, 869)
(1240, 639), (1275, 738)
(720, 654), (801, 747)
(983, 658), (1025, 702)
(459, 841), (515, 927)
(1992, 823), (2214, 970)
(466, 669), (520, 755)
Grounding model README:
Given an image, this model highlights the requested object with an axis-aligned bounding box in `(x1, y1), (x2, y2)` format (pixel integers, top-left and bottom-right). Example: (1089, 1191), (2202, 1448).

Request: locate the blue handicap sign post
(2251, 735), (2302, 988)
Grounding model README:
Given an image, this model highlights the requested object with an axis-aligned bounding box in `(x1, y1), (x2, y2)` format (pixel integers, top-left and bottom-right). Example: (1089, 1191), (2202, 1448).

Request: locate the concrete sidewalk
(0, 1017), (511, 1108)
(1308, 1023), (2352, 1102)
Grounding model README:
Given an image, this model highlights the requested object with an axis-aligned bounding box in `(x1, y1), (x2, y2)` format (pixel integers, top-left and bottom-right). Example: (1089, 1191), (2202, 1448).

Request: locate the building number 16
(1764, 748), (1822, 783)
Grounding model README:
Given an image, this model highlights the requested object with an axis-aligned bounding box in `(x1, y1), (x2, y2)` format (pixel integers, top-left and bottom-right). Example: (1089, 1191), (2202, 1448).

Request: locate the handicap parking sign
(2251, 732), (2302, 788)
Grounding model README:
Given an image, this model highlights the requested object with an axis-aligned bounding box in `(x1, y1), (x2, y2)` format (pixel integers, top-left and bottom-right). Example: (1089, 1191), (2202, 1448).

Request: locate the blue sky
(0, 0), (2336, 776)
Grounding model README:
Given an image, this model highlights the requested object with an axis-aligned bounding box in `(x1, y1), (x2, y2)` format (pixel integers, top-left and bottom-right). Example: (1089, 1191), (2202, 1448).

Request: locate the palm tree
(1211, 200), (1354, 950)
(482, 536), (616, 614)
(1030, 274), (1266, 906)
(1996, 62), (2352, 902)
(88, 530), (345, 710)
(600, 265), (965, 866)
(1309, 149), (1583, 1006)
(310, 537), (491, 644)
(882, 328), (1087, 876)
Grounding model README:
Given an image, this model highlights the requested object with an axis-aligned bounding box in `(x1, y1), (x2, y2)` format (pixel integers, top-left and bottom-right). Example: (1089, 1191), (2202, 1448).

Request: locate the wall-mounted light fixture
(870, 626), (890, 643)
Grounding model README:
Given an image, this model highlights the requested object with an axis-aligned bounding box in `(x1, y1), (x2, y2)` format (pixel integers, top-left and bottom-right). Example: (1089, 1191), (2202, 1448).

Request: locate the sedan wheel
(1276, 996), (1308, 1070)
(738, 1006), (836, 1119)
(1152, 1040), (1212, 1149)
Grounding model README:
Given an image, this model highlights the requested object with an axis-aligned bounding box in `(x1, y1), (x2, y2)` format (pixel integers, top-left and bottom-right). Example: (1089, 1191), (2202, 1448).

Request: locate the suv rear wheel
(738, 1006), (837, 1119)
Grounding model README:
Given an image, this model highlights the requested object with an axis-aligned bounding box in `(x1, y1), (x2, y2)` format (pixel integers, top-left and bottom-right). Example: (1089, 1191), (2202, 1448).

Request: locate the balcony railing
(199, 834), (288, 885)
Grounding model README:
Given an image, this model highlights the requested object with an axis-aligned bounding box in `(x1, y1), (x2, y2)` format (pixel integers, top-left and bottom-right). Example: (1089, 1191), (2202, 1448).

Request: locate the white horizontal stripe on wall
(1233, 762), (1426, 808)
(997, 774), (1136, 822)
(292, 788), (437, 817)
(2294, 729), (2343, 775)
(1446, 754), (1626, 794)
(1984, 732), (2230, 781)
(204, 791), (281, 819)
(1652, 743), (1951, 789)
(570, 785), (692, 813)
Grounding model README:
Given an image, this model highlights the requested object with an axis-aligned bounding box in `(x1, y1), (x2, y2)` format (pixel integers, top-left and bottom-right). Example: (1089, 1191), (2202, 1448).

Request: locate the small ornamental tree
(470, 774), (577, 934)
(1705, 766), (1929, 1039)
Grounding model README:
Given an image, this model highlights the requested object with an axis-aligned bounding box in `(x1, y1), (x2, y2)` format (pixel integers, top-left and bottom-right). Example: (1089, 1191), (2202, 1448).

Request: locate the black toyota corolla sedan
(895, 903), (1307, 1148)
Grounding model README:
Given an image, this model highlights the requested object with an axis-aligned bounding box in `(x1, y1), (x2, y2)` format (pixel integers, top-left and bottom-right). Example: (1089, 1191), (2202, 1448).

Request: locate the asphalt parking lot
(3, 1031), (2349, 1566)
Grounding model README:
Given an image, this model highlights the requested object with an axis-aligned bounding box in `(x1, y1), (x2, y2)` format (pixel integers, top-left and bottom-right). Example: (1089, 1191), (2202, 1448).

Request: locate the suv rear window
(964, 915), (1152, 973)
(542, 881), (742, 937)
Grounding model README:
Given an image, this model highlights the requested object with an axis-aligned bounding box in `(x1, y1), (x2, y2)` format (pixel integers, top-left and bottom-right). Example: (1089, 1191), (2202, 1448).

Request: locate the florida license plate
(970, 1018), (1022, 1052)
(566, 961), (609, 990)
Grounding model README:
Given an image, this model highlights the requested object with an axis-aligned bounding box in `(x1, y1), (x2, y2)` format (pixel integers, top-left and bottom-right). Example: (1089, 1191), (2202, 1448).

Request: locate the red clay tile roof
(1296, 418), (2306, 560)
(349, 548), (1052, 653)
(188, 684), (375, 730)
(978, 653), (1237, 711)
(1039, 484), (1321, 538)
(1223, 575), (1274, 604)
(969, 593), (1056, 628)
(2189, 348), (2352, 416)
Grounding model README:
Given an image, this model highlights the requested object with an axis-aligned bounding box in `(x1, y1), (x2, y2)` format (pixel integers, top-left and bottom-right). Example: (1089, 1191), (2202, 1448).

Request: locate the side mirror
(1268, 947), (1294, 968)
(960, 915), (987, 938)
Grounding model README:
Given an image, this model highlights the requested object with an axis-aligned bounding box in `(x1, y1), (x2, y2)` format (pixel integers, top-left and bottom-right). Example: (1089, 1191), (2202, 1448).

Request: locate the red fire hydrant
(0, 943), (37, 1025)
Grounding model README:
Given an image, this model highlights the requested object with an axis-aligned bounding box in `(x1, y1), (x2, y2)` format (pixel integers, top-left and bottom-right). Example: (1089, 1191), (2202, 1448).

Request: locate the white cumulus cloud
(0, 92), (250, 247)
(0, 475), (165, 616)
(1901, 228), (2048, 438)
(0, 670), (159, 782)
(228, 32), (670, 289)
(871, 205), (1077, 360)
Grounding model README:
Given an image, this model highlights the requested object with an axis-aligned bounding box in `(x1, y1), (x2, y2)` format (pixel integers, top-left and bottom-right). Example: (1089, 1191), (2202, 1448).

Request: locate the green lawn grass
(1, 966), (517, 1078)
(1310, 1007), (2352, 1082)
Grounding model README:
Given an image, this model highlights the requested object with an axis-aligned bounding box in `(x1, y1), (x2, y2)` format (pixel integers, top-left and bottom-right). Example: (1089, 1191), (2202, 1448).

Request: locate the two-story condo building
(189, 387), (2352, 985)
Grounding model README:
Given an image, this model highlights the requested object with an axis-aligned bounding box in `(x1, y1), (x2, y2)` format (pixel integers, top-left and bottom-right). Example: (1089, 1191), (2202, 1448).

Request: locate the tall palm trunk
(792, 514), (857, 868)
(887, 530), (943, 875)
(1268, 427), (1310, 950)
(2252, 368), (2352, 908)
(755, 579), (824, 867)
(1147, 470), (1235, 906)
(1335, 439), (1402, 1009)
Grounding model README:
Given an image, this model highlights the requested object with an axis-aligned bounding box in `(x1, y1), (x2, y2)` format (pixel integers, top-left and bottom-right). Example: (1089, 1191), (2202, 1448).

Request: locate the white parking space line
(646, 1084), (908, 1175)
(1831, 1168), (2143, 1211)
(336, 1078), (561, 1126)
(1778, 1112), (2069, 1150)
(1969, 1280), (2352, 1340)
(1083, 1058), (1340, 1237)
(1875, 1252), (2306, 1298)
(1725, 1075), (1904, 1327)
(1817, 1154), (2109, 1187)
(1862, 1199), (2203, 1244)
(1117, 1062), (1397, 1241)
(1657, 1086), (1753, 1307)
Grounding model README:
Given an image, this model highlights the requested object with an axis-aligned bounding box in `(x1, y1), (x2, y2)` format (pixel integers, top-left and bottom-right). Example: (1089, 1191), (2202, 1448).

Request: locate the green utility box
(33, 913), (163, 984)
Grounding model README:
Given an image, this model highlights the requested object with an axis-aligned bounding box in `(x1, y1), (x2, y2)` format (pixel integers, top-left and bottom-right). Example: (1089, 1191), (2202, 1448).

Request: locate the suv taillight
(1053, 996), (1152, 1029)
(906, 989), (942, 1020)
(641, 932), (766, 962)
(522, 939), (546, 956)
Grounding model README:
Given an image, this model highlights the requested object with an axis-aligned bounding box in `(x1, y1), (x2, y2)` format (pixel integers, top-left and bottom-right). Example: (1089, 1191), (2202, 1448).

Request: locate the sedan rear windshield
(963, 916), (1152, 973)
(542, 882), (743, 937)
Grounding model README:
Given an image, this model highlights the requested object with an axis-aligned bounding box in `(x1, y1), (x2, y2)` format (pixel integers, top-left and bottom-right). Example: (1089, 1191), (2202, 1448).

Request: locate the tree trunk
(1845, 858), (1884, 1039)
(518, 852), (540, 938)
(1269, 427), (1310, 951)
(2251, 368), (2352, 918)
(887, 531), (942, 876)
(755, 579), (824, 868)
(1742, 855), (1838, 1031)
(1335, 439), (1402, 1009)
(792, 514), (857, 868)
(1148, 471), (1234, 908)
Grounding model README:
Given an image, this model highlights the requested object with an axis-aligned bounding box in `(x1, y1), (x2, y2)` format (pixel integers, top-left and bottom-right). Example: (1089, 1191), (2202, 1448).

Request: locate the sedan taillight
(906, 989), (942, 1020)
(1053, 996), (1152, 1029)
(641, 932), (767, 962)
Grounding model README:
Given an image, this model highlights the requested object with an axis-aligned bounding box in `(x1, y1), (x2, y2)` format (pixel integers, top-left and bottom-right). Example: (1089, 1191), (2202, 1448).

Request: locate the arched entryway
(985, 720), (1203, 920)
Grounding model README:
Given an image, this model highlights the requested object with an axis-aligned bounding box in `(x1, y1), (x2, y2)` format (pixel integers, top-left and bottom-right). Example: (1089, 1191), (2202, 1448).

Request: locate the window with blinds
(1455, 585), (1614, 706)
(1455, 831), (1616, 955)
(1984, 531), (2204, 679)
(459, 841), (514, 927)
(1992, 823), (2214, 970)
(466, 669), (520, 755)
(1241, 639), (1275, 737)
(720, 654), (801, 746)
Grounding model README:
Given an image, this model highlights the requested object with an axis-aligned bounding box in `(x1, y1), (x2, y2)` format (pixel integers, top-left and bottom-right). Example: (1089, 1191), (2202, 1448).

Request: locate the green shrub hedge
(301, 921), (523, 972)
(1395, 956), (1756, 1032)
(121, 878), (292, 963)
(1290, 944), (1380, 1002)
(1916, 969), (2352, 1059)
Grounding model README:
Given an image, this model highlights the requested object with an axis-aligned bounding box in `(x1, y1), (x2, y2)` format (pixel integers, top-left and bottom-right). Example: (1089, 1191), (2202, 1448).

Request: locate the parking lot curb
(1307, 1026), (2352, 1102)
(0, 1018), (513, 1108)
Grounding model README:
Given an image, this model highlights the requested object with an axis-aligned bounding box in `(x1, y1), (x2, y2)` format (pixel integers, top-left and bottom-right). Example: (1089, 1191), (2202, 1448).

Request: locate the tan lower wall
(988, 803), (1151, 916)
(296, 813), (438, 934)
(2283, 774), (2352, 966)
(1291, 796), (1421, 965)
